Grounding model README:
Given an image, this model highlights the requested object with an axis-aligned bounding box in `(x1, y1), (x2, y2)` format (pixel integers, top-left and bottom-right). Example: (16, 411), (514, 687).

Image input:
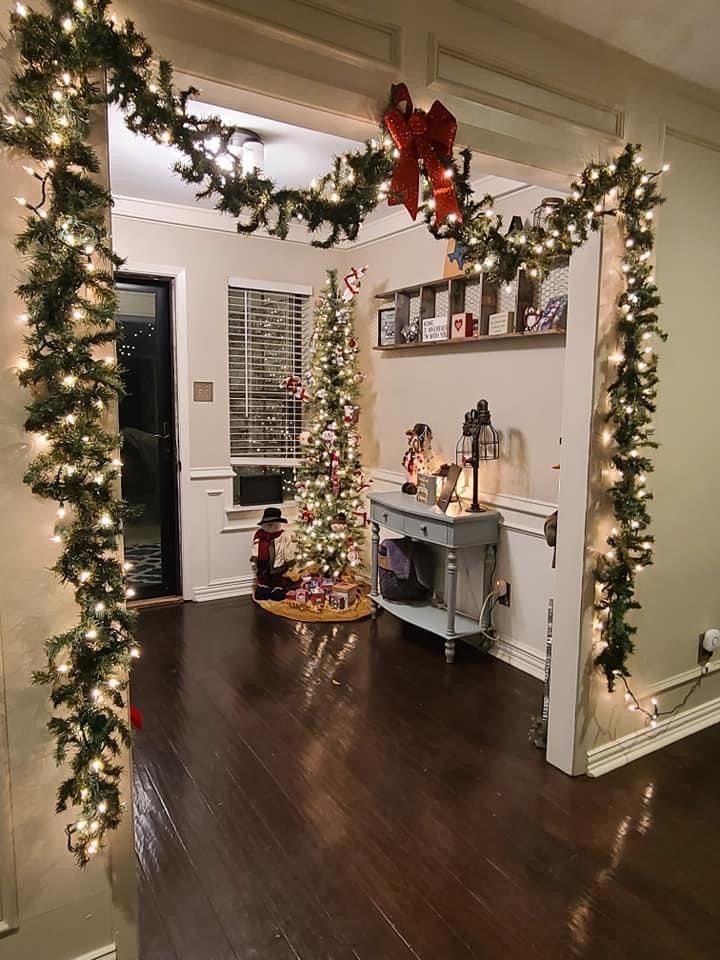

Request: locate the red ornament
(353, 509), (369, 526)
(130, 705), (144, 731)
(342, 265), (367, 300)
(281, 375), (310, 402)
(383, 83), (462, 224)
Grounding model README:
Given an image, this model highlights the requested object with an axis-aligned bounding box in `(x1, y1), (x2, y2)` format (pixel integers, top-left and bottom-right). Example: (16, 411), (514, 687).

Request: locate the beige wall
(112, 216), (330, 468)
(354, 186), (564, 505)
(108, 0), (720, 771)
(0, 2), (136, 956)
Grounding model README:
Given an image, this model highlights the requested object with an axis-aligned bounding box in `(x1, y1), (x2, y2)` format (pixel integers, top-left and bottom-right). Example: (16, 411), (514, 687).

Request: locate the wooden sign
(421, 316), (448, 341)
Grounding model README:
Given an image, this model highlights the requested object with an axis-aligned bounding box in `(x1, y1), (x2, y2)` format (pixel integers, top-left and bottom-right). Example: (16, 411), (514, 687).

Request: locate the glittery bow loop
(383, 83), (462, 223)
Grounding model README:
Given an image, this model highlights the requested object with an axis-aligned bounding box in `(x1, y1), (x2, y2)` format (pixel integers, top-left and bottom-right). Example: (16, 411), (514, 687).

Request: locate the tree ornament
(341, 265), (367, 300)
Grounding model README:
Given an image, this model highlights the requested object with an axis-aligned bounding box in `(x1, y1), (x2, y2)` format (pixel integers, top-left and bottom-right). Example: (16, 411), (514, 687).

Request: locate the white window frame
(227, 277), (312, 471)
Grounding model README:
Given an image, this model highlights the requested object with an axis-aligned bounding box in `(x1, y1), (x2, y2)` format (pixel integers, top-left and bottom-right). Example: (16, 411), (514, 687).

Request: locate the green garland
(1, 0), (665, 863)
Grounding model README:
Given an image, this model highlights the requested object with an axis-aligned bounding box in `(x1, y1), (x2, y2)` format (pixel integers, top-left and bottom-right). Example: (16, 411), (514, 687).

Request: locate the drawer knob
(382, 512), (388, 522)
(420, 524), (428, 534)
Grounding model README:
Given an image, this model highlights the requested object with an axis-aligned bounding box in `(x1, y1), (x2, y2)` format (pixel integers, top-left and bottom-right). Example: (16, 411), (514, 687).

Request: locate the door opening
(116, 276), (181, 600)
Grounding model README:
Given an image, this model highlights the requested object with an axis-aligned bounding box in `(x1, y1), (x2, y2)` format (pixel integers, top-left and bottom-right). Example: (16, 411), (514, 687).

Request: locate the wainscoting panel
(188, 467), (298, 602)
(429, 39), (623, 139)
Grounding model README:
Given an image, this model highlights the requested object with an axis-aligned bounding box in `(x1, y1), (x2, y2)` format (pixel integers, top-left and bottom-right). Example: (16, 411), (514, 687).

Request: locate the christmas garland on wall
(1, 0), (665, 863)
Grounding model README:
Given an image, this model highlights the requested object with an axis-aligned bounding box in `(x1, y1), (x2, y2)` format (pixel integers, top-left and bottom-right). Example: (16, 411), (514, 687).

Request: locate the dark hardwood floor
(132, 598), (720, 960)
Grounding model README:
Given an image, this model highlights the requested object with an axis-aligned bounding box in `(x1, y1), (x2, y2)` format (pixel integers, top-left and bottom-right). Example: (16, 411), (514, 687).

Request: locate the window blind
(228, 285), (309, 461)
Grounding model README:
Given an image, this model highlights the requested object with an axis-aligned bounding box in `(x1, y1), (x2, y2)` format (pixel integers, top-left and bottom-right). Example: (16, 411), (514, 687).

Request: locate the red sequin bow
(383, 83), (462, 224)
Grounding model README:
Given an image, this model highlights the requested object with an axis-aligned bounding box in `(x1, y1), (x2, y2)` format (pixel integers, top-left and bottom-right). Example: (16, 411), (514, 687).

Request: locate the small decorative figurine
(401, 423), (441, 495)
(250, 507), (295, 601)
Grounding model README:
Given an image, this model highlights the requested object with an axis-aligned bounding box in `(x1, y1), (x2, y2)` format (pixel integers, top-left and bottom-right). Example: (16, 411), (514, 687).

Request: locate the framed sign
(488, 311), (513, 336)
(421, 316), (449, 341)
(437, 464), (462, 513)
(378, 306), (396, 346)
(416, 473), (438, 507)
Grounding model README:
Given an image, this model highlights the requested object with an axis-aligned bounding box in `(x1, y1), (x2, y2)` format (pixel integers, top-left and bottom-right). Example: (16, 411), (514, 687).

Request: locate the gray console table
(369, 490), (500, 663)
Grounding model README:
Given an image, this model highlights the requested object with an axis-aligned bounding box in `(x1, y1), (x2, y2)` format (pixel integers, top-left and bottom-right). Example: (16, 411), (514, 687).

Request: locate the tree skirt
(254, 593), (373, 623)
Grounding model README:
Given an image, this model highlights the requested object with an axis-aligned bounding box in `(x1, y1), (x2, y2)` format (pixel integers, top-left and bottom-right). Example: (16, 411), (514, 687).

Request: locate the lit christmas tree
(294, 268), (369, 578)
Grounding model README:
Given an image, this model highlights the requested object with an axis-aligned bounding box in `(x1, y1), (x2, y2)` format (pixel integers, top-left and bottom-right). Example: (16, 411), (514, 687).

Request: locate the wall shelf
(375, 261), (569, 350)
(373, 329), (566, 351)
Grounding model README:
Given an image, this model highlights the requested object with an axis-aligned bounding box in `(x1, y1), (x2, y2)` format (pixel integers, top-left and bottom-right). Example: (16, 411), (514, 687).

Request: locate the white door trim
(115, 259), (192, 601)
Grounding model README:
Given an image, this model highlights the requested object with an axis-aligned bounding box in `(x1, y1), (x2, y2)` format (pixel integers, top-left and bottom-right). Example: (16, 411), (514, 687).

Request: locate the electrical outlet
(495, 579), (511, 607)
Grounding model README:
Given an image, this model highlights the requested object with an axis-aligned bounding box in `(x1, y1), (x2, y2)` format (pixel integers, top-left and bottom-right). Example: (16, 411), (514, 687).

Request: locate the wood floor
(132, 598), (720, 960)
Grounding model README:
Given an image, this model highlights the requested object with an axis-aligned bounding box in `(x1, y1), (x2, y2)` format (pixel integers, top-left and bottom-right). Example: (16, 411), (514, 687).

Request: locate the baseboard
(194, 574), (255, 602)
(586, 692), (720, 777)
(73, 945), (116, 960)
(487, 634), (546, 680)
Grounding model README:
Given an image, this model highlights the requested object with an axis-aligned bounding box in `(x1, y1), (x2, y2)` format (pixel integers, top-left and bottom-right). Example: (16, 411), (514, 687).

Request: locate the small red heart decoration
(454, 317), (462, 331)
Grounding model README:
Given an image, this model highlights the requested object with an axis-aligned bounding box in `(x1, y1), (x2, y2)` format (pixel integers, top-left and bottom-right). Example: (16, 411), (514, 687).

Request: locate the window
(228, 280), (311, 505)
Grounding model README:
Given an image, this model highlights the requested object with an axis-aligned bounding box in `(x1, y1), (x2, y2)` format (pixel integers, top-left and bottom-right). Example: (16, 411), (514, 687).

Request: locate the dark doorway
(116, 276), (181, 600)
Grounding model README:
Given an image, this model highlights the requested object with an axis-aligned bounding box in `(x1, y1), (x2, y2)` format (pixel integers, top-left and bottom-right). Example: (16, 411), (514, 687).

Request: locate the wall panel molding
(172, 0), (401, 71)
(428, 37), (624, 140)
(195, 574), (255, 602)
(664, 126), (720, 154)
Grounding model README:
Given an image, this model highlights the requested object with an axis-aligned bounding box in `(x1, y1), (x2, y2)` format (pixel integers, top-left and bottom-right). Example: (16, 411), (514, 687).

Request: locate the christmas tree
(294, 268), (369, 579)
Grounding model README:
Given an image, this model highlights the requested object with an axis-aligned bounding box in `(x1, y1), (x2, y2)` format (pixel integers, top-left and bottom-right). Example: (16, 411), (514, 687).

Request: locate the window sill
(227, 500), (298, 515)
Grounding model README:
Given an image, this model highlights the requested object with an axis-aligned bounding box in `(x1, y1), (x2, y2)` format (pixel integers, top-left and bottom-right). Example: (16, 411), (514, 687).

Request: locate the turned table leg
(370, 520), (380, 620)
(445, 547), (458, 663)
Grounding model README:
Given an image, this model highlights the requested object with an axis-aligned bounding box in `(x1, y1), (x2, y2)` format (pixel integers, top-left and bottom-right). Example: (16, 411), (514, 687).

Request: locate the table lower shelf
(371, 594), (482, 638)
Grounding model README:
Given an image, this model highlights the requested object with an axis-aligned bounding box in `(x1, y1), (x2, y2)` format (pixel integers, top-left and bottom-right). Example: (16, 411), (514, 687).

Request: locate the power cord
(462, 545), (499, 645)
(618, 653), (716, 728)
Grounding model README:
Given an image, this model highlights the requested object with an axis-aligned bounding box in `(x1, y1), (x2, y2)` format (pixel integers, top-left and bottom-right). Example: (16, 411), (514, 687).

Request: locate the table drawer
(405, 515), (449, 546)
(371, 504), (405, 533)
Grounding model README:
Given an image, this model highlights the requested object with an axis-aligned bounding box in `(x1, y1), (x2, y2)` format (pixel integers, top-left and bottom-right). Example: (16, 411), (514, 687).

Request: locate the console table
(369, 491), (500, 663)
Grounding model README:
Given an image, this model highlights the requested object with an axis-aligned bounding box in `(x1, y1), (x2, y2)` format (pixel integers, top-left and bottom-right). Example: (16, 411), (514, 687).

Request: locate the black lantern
(455, 399), (500, 513)
(531, 196), (564, 230)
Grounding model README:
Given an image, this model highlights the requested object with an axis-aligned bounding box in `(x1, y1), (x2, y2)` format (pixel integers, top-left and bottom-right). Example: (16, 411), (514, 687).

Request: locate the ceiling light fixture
(226, 128), (265, 176)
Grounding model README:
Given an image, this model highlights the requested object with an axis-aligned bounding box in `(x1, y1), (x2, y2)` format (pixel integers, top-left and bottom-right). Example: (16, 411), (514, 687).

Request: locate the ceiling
(108, 98), (526, 240)
(514, 0), (720, 92)
(108, 100), (363, 209)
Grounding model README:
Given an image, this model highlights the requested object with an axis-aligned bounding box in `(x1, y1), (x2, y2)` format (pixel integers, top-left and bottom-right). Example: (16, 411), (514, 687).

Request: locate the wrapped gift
(332, 582), (360, 610)
(309, 589), (325, 611)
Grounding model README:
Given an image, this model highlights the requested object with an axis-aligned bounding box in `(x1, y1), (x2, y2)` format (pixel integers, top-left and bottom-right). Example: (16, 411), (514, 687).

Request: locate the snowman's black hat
(259, 506), (288, 525)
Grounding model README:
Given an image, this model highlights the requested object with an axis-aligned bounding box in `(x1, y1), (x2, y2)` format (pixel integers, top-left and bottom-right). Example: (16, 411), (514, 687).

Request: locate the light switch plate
(193, 381), (214, 403)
